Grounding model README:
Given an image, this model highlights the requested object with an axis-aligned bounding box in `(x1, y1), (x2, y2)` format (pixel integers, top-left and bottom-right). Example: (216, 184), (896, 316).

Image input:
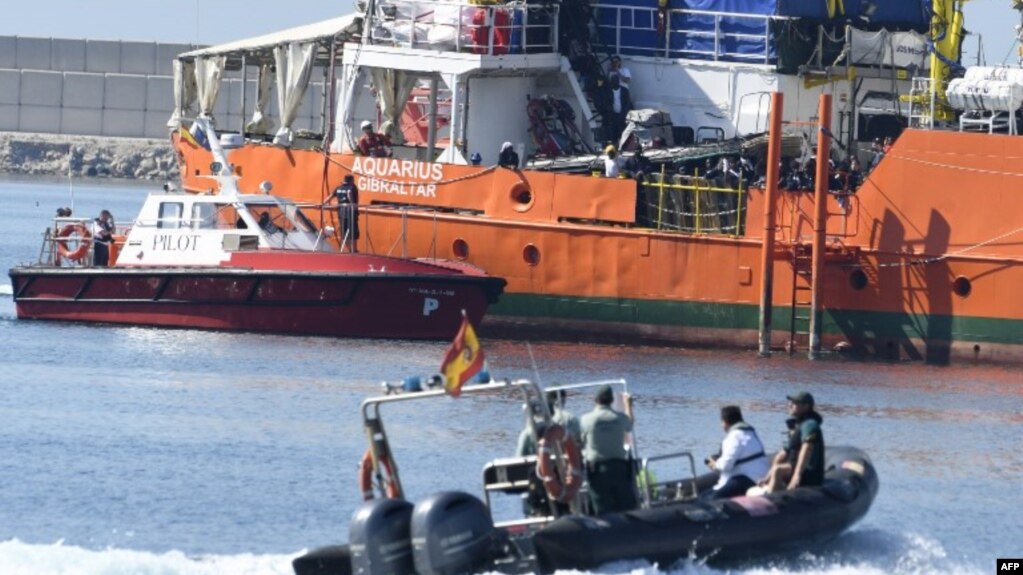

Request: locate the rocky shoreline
(0, 132), (176, 181)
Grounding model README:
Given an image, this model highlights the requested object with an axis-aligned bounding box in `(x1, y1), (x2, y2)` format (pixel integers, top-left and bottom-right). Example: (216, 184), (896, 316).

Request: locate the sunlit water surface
(0, 178), (1020, 574)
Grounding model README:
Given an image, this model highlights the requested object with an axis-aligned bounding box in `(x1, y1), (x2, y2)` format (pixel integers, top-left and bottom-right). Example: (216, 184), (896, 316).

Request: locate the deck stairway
(558, 0), (614, 144)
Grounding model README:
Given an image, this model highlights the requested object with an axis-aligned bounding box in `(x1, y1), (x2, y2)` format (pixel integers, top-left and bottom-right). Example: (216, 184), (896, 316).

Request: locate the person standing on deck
(607, 75), (633, 146)
(498, 142), (520, 169)
(92, 209), (115, 267)
(580, 385), (637, 515)
(358, 121), (392, 157)
(325, 175), (360, 253)
(608, 55), (632, 89)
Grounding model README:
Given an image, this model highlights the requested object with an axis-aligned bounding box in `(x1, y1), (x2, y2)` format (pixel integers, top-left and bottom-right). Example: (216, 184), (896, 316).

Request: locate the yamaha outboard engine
(411, 492), (495, 575)
(350, 498), (416, 575)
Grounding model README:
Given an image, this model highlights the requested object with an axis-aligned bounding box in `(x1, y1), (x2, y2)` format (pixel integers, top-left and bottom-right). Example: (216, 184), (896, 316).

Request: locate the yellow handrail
(640, 170), (746, 236)
(656, 164), (666, 231)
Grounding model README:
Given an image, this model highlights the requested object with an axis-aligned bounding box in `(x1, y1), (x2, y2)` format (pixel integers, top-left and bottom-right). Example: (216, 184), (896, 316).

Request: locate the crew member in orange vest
(358, 121), (392, 157)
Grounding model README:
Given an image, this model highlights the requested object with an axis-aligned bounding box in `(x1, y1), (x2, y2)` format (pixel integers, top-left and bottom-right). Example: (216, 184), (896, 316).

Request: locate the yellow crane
(901, 0), (970, 126)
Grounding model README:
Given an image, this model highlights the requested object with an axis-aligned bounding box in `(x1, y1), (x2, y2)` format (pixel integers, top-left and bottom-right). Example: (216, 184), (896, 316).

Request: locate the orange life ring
(536, 424), (583, 504)
(358, 448), (400, 501)
(56, 224), (92, 262)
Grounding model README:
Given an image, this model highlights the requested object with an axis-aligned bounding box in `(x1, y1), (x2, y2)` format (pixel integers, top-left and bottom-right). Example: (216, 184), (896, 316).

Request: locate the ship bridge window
(157, 202), (184, 229)
(192, 203), (245, 230)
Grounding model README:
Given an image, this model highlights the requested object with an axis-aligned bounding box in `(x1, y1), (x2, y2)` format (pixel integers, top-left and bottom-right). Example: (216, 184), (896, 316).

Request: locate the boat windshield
(243, 199), (326, 250)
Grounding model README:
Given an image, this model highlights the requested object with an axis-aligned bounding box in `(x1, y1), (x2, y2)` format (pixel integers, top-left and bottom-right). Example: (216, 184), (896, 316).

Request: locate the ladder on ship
(907, 77), (935, 130)
(788, 243), (814, 354)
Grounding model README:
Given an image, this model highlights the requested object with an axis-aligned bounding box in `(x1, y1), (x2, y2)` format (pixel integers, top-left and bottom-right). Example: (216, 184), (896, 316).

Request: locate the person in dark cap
(324, 174), (360, 252)
(761, 391), (824, 494)
(579, 384), (636, 515)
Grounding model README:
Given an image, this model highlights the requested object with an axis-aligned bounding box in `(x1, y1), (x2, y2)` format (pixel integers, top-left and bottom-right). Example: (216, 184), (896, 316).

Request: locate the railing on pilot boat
(367, 0), (560, 56)
(37, 218), (131, 268)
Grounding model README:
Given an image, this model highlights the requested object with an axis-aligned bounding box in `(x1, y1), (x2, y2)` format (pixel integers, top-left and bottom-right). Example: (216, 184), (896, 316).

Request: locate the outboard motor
(350, 498), (416, 575)
(411, 492), (495, 575)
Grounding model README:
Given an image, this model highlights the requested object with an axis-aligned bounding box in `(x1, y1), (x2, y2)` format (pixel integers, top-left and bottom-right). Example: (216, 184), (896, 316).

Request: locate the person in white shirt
(609, 55), (632, 88)
(603, 146), (622, 178)
(705, 405), (769, 499)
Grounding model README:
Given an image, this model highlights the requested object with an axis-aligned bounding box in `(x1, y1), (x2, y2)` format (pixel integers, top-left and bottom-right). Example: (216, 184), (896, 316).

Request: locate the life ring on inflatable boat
(536, 424), (583, 504)
(55, 224), (92, 262)
(358, 448), (400, 501)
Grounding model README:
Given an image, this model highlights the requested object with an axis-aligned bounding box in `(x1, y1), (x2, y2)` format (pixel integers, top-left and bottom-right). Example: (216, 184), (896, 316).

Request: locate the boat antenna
(526, 342), (543, 388)
(68, 147), (74, 214)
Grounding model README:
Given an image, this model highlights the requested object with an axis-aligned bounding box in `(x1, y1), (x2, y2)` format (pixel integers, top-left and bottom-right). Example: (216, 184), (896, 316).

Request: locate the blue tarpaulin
(679, 0), (776, 15)
(594, 0), (930, 63)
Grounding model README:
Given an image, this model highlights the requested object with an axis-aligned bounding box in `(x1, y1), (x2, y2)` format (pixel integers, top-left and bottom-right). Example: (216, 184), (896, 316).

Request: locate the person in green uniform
(515, 390), (580, 456)
(579, 384), (636, 515)
(762, 391), (824, 493)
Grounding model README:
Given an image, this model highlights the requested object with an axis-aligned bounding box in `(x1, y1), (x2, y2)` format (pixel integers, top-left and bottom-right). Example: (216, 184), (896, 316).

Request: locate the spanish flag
(439, 313), (485, 397)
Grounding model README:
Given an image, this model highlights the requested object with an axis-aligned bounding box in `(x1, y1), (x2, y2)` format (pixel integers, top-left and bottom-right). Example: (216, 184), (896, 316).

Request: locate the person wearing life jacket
(357, 121), (392, 157)
(704, 405), (769, 500)
(92, 209), (115, 266)
(761, 391), (825, 494)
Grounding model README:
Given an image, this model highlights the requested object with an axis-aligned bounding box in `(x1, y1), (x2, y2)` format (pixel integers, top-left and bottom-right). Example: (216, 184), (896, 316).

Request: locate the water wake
(0, 539), (297, 575)
(539, 530), (982, 575)
(0, 531), (984, 575)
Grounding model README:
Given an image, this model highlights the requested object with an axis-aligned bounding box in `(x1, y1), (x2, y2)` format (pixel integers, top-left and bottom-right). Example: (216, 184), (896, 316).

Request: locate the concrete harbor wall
(0, 35), (329, 139)
(0, 36), (199, 140)
(0, 35), (328, 179)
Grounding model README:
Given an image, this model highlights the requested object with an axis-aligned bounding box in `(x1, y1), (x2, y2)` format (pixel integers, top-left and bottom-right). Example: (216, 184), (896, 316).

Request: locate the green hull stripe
(492, 293), (1023, 346)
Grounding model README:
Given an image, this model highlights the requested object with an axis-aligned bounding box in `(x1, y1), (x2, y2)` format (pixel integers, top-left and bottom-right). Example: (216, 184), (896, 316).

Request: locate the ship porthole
(523, 244), (541, 266)
(952, 276), (972, 298)
(452, 238), (469, 260)
(510, 183), (534, 212)
(849, 269), (868, 291)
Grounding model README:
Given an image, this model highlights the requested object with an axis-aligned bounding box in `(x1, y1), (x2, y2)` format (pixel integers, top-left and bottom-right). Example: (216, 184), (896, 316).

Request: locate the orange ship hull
(175, 128), (1023, 363)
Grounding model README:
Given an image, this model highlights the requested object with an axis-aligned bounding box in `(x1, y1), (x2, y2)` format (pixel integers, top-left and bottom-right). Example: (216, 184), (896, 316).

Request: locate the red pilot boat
(8, 171), (505, 340)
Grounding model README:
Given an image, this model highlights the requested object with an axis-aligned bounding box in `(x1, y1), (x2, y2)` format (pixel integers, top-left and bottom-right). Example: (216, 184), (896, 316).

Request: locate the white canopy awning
(179, 14), (361, 61)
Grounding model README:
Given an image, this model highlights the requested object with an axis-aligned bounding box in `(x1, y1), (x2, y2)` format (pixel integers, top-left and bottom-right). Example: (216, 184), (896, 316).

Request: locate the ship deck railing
(367, 0), (559, 56)
(638, 169), (747, 236)
(594, 5), (788, 64)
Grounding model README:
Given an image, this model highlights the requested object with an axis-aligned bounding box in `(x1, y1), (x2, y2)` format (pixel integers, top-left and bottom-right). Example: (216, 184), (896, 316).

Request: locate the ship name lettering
(152, 233), (200, 252)
(352, 156), (444, 182)
(357, 176), (437, 198)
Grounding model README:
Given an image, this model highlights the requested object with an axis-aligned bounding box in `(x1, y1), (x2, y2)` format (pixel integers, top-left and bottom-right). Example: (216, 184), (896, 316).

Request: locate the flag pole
(526, 342), (543, 389)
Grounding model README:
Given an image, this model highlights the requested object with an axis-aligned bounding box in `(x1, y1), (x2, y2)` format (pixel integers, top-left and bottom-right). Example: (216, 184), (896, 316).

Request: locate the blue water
(0, 178), (1021, 574)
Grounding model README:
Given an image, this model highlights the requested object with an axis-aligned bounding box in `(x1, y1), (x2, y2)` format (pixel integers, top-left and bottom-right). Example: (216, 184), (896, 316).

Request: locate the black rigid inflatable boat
(293, 381), (879, 575)
(532, 445), (878, 571)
